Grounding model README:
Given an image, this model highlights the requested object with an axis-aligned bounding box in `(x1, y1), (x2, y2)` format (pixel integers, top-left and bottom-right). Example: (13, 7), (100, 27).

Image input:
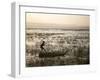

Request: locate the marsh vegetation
(26, 29), (89, 67)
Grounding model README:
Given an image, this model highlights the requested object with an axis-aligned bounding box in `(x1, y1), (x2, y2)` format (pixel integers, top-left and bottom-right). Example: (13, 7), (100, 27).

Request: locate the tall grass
(26, 30), (89, 67)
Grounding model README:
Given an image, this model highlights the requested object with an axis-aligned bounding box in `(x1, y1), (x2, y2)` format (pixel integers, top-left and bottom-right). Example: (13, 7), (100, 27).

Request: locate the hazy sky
(26, 13), (89, 29)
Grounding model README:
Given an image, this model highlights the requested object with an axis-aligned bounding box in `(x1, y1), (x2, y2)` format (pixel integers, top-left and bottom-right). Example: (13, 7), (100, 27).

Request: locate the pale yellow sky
(26, 13), (89, 29)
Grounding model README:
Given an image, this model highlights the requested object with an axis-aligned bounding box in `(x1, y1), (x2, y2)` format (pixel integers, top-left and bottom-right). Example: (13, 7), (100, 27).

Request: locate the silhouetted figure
(40, 41), (45, 51)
